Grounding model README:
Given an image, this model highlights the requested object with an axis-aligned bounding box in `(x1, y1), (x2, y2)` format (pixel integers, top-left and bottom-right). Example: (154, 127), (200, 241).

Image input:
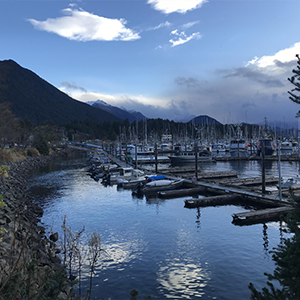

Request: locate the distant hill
(0, 60), (120, 125)
(91, 100), (146, 122)
(189, 115), (222, 125)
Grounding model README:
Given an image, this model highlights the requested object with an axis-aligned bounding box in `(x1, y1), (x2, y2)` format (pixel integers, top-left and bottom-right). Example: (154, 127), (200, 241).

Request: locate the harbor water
(27, 152), (299, 299)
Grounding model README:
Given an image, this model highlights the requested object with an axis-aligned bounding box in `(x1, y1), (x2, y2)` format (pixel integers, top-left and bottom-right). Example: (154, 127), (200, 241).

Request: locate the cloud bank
(28, 8), (140, 42)
(60, 42), (300, 125)
(147, 0), (207, 14)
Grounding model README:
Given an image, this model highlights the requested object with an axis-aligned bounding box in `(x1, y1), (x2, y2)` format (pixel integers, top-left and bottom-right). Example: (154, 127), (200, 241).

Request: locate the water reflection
(195, 207), (201, 229)
(263, 224), (269, 255)
(157, 258), (210, 299)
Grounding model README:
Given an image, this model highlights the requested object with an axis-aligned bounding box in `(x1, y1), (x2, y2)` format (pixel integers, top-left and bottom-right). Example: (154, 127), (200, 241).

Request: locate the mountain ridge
(90, 100), (146, 122)
(0, 59), (120, 125)
(189, 115), (222, 125)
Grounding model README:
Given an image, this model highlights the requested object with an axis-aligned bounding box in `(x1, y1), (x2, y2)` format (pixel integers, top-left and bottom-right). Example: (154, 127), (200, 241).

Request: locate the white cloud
(147, 0), (207, 14)
(247, 42), (300, 69)
(169, 30), (201, 47)
(182, 21), (199, 29)
(147, 21), (172, 31)
(28, 8), (140, 42)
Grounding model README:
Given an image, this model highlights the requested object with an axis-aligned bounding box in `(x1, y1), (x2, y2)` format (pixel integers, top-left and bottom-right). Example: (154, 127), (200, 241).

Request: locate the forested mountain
(90, 100), (146, 122)
(0, 60), (120, 125)
(189, 115), (222, 125)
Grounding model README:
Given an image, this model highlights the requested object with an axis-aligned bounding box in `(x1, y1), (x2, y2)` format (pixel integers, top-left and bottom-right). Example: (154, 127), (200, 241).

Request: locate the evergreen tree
(249, 194), (300, 299)
(249, 56), (300, 299)
(288, 54), (300, 104)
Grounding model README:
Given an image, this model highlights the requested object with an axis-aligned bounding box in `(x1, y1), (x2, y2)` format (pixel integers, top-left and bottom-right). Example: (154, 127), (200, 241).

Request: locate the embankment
(0, 149), (74, 300)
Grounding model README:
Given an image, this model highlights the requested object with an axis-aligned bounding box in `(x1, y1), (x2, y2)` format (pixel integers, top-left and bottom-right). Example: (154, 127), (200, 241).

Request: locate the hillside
(91, 100), (146, 122)
(0, 60), (120, 125)
(189, 115), (222, 125)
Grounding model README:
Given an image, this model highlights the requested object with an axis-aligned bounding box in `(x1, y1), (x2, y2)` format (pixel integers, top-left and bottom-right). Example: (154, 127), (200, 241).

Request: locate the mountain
(128, 110), (146, 121)
(91, 100), (146, 122)
(0, 60), (120, 125)
(189, 115), (222, 125)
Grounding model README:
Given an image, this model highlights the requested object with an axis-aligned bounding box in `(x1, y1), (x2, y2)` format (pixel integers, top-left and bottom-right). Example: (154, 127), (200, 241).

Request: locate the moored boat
(137, 178), (185, 196)
(229, 139), (248, 158)
(257, 139), (276, 156)
(102, 167), (145, 185)
(169, 149), (213, 165)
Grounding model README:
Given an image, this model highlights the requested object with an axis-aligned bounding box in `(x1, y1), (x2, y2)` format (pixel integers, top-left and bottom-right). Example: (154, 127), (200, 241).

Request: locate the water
(27, 154), (299, 299)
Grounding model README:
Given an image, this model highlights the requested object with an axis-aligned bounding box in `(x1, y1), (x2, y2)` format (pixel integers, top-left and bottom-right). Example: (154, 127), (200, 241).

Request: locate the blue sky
(1, 0), (300, 125)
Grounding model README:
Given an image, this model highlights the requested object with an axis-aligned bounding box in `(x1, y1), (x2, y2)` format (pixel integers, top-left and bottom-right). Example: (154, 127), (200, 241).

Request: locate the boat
(280, 177), (299, 190)
(280, 141), (293, 155)
(102, 167), (145, 185)
(229, 139), (248, 158)
(134, 178), (185, 196)
(257, 139), (276, 156)
(211, 143), (226, 156)
(116, 169), (149, 189)
(168, 149), (213, 165)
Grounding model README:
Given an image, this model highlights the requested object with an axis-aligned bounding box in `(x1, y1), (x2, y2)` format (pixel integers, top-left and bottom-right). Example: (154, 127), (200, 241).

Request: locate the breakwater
(0, 150), (73, 300)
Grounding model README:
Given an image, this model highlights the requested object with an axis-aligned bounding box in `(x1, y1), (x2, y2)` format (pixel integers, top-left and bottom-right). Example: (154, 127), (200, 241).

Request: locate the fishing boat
(229, 139), (248, 158)
(168, 149), (213, 165)
(257, 139), (276, 156)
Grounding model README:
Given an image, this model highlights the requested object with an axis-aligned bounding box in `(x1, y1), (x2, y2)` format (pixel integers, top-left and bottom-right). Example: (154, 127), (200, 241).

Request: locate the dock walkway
(185, 179), (289, 204)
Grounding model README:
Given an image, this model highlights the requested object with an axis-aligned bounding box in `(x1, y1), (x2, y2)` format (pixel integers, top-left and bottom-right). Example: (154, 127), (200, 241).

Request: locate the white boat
(211, 143), (226, 157)
(116, 169), (148, 188)
(169, 149), (213, 165)
(280, 177), (298, 190)
(229, 139), (248, 158)
(280, 141), (293, 154)
(102, 167), (145, 184)
(141, 179), (185, 195)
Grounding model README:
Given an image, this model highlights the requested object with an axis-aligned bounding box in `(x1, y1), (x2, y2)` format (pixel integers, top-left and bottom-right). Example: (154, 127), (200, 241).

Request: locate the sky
(1, 0), (300, 126)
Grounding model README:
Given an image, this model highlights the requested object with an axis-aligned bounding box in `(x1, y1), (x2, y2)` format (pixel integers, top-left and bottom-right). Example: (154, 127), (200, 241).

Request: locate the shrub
(26, 148), (40, 157)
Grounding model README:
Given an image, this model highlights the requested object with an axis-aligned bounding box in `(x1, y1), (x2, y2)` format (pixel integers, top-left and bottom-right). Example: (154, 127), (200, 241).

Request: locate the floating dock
(185, 194), (241, 208)
(158, 187), (207, 199)
(232, 206), (295, 225)
(219, 176), (279, 187)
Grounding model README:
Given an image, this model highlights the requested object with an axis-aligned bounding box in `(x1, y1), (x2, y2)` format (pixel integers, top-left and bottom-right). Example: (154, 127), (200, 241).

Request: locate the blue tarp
(147, 175), (165, 180)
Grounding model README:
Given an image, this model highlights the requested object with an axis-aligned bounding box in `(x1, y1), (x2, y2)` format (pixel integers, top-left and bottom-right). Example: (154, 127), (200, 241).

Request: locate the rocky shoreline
(0, 149), (74, 299)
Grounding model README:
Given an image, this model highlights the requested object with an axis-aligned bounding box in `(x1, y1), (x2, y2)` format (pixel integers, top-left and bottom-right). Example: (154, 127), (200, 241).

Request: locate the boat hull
(142, 179), (184, 195)
(169, 155), (213, 165)
(229, 149), (248, 158)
